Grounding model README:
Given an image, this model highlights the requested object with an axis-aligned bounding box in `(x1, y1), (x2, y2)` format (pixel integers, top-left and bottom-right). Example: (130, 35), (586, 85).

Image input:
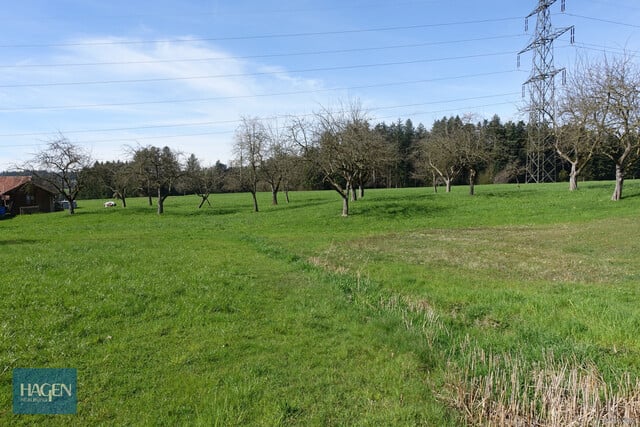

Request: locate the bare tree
(182, 154), (221, 208)
(424, 138), (460, 193)
(233, 117), (266, 212)
(281, 151), (301, 204)
(554, 61), (606, 191)
(417, 117), (464, 193)
(347, 120), (390, 200)
(22, 136), (92, 214)
(457, 115), (489, 196)
(595, 56), (640, 200)
(553, 123), (599, 191)
(262, 119), (288, 205)
(416, 115), (489, 195)
(131, 146), (183, 214)
(291, 102), (375, 216)
(95, 161), (135, 207)
(565, 55), (640, 200)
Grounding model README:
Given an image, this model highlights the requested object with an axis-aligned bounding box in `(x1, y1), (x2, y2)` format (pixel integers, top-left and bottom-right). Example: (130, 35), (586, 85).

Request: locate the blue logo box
(13, 368), (77, 414)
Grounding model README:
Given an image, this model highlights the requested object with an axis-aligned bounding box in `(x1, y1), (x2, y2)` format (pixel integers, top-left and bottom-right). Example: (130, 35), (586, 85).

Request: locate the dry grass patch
(314, 218), (640, 285)
(444, 344), (640, 426)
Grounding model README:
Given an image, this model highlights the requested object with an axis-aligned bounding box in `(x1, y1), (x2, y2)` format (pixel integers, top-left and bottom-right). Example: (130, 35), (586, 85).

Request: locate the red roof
(0, 176), (32, 195)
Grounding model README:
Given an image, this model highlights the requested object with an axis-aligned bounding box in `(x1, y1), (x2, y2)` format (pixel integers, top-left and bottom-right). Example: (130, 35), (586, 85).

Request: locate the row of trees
(553, 55), (640, 200)
(81, 147), (228, 214)
(19, 55), (640, 215)
(25, 144), (188, 215)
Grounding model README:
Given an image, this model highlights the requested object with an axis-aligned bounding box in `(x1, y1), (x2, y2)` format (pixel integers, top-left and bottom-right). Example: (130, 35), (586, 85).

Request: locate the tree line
(17, 55), (640, 215)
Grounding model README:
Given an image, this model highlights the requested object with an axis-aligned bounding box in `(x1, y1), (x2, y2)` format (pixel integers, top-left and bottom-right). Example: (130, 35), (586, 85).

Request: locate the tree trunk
(285, 188), (290, 204)
(198, 194), (210, 209)
(612, 163), (624, 201)
(251, 191), (259, 212)
(148, 194), (153, 206)
(271, 185), (278, 205)
(156, 188), (165, 215)
(359, 184), (364, 199)
(341, 195), (349, 217)
(468, 168), (476, 196)
(569, 162), (579, 191)
(445, 178), (452, 193)
(432, 173), (438, 193)
(62, 192), (75, 214)
(350, 184), (357, 202)
(121, 193), (127, 208)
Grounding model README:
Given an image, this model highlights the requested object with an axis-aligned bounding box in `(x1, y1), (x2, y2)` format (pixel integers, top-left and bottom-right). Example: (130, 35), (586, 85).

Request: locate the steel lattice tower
(518, 0), (574, 183)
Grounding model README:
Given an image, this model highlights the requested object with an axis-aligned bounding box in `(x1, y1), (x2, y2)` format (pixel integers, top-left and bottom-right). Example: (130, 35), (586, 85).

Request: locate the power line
(0, 50), (518, 89)
(0, 69), (525, 112)
(557, 41), (640, 56)
(0, 34), (526, 69)
(563, 12), (640, 29)
(370, 94), (520, 113)
(2, 100), (521, 150)
(376, 101), (520, 123)
(0, 92), (521, 141)
(0, 17), (522, 49)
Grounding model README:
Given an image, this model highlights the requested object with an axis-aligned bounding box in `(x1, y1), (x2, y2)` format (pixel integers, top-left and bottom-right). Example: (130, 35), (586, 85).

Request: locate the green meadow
(2, 181), (640, 425)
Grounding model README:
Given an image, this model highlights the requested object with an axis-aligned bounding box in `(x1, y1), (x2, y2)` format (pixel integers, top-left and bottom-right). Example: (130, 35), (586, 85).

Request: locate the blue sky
(1, 0), (639, 170)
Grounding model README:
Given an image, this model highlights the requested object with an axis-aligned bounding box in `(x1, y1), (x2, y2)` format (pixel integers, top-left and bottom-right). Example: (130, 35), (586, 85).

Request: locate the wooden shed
(0, 176), (58, 215)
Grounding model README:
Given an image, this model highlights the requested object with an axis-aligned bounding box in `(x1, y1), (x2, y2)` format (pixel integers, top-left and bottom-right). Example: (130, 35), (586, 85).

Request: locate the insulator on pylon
(562, 69), (567, 85)
(561, 0), (566, 12)
(525, 17), (529, 32)
(570, 27), (575, 44)
(517, 55), (521, 68)
(522, 85), (526, 98)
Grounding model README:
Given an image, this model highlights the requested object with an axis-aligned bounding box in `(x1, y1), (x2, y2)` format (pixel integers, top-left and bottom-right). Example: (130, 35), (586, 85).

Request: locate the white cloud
(0, 36), (327, 169)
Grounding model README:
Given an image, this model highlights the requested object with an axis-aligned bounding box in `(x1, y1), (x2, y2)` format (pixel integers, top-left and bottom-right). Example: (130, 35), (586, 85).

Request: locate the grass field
(2, 181), (640, 425)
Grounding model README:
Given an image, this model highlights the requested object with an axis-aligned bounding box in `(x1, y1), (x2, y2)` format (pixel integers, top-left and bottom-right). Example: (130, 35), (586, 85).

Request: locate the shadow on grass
(65, 209), (132, 217)
(355, 198), (450, 219)
(182, 206), (245, 216)
(269, 198), (334, 212)
(620, 187), (640, 199)
(72, 204), (247, 216)
(0, 239), (39, 245)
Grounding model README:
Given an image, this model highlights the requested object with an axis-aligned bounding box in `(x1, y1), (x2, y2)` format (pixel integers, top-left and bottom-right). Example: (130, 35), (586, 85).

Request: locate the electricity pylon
(518, 0), (574, 183)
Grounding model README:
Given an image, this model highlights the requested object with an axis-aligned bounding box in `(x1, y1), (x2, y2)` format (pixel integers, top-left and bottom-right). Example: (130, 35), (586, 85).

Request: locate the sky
(1, 0), (639, 170)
